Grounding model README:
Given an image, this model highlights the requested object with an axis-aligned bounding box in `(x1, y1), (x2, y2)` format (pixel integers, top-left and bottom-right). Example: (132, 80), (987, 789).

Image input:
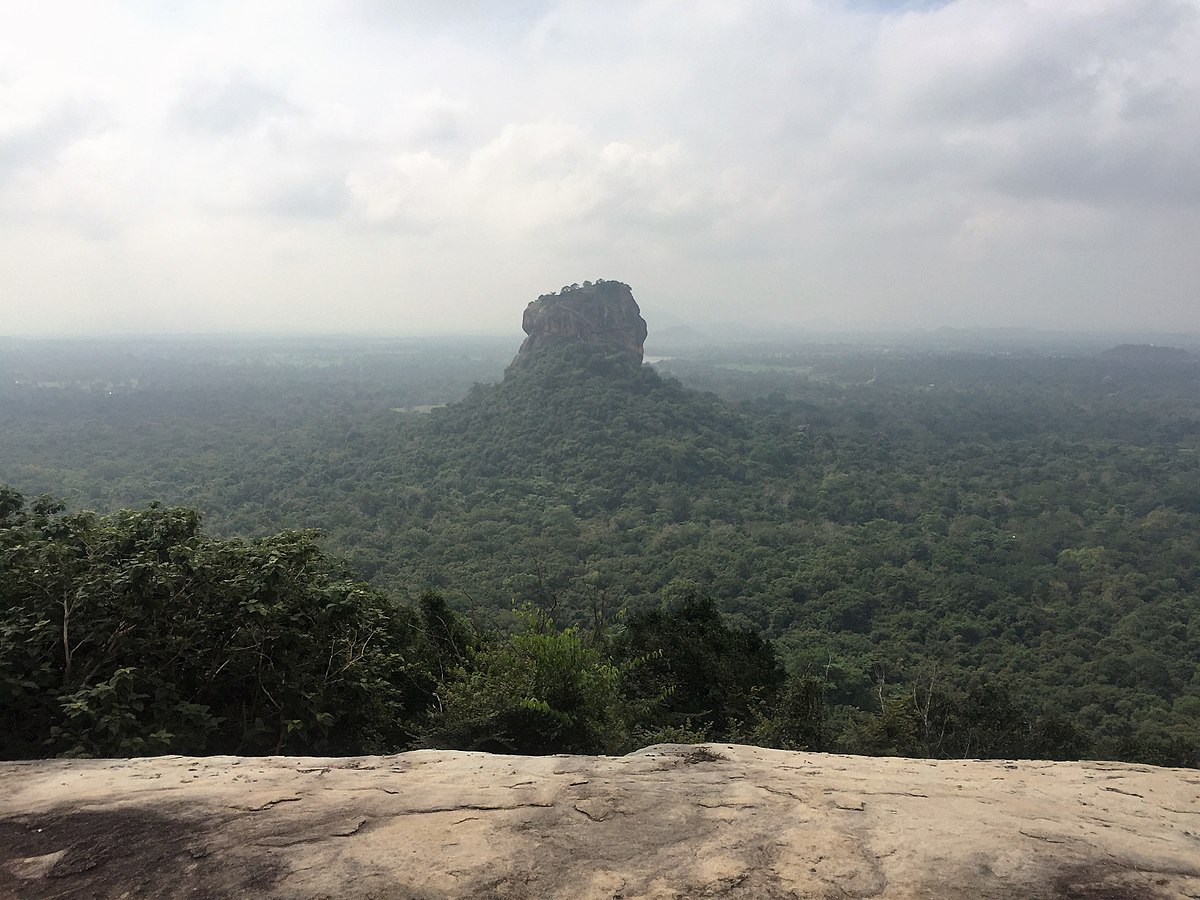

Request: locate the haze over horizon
(2, 1), (1198, 337)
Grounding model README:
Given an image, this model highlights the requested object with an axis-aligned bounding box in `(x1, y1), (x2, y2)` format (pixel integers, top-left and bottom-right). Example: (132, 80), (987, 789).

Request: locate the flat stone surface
(1, 744), (1198, 898)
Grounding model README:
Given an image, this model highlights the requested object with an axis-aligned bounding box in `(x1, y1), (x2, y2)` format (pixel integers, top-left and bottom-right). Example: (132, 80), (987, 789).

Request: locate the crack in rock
(1103, 787), (1145, 798)
(393, 802), (554, 816)
(760, 786), (804, 801)
(231, 796), (302, 812)
(256, 817), (368, 847)
(1019, 830), (1069, 843)
(574, 799), (619, 822)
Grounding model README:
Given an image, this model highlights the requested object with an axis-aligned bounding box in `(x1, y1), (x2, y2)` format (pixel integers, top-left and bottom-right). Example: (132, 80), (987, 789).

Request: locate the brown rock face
(510, 280), (648, 370)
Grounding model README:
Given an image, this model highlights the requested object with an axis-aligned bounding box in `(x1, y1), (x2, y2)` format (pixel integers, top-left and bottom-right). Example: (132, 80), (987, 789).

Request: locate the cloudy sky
(1, 0), (1198, 336)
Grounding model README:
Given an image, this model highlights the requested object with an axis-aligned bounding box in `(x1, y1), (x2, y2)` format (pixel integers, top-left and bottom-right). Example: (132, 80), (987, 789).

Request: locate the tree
(0, 488), (433, 758)
(420, 608), (626, 755)
(615, 592), (785, 740)
(754, 670), (830, 751)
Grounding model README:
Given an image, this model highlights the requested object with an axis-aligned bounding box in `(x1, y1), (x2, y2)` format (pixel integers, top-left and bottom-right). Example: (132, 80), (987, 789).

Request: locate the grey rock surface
(1, 744), (1198, 899)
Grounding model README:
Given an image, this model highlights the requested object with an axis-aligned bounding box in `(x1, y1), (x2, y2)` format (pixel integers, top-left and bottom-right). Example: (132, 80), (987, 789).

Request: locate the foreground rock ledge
(1, 744), (1198, 899)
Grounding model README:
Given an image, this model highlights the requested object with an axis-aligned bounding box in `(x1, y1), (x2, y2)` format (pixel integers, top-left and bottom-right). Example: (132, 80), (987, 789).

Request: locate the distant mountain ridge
(1100, 343), (1195, 363)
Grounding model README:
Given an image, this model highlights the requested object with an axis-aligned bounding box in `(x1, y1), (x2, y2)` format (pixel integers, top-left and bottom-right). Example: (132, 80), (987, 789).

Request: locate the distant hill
(1100, 343), (1195, 363)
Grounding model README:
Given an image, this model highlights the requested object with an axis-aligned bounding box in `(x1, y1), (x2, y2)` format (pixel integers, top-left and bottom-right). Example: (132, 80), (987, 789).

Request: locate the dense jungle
(1, 331), (1198, 765)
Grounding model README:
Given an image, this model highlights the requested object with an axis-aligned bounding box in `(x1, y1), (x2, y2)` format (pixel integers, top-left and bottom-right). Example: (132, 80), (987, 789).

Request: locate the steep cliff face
(509, 280), (649, 370)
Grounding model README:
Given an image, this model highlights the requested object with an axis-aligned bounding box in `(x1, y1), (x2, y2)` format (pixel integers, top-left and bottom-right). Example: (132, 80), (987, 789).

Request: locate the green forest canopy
(1, 334), (1197, 764)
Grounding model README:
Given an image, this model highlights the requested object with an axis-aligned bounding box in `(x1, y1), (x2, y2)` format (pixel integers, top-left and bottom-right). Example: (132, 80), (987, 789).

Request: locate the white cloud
(171, 73), (297, 136)
(0, 0), (1198, 335)
(344, 119), (759, 249)
(348, 150), (455, 230)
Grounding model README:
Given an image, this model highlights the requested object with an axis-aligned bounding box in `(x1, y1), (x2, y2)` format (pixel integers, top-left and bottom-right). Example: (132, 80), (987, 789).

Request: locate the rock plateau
(2, 744), (1199, 899)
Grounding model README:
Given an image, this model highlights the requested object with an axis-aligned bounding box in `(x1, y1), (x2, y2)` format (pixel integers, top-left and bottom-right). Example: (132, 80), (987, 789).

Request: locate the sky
(1, 0), (1198, 336)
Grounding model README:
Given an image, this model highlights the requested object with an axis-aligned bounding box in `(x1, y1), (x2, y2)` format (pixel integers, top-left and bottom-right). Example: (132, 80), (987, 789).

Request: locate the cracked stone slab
(1, 744), (1198, 899)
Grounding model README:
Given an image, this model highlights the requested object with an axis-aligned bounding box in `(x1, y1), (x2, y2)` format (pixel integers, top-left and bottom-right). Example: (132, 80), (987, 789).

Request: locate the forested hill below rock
(416, 340), (759, 503)
(1, 328), (1199, 766)
(3, 745), (1199, 899)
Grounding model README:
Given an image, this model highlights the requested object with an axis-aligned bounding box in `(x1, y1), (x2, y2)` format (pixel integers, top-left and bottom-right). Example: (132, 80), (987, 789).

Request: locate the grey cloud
(411, 106), (466, 147)
(895, 3), (1194, 128)
(756, 0), (1200, 221)
(344, 0), (552, 36)
(842, 0), (954, 13)
(902, 54), (1090, 127)
(0, 103), (98, 181)
(1120, 80), (1189, 121)
(171, 73), (296, 136)
(266, 178), (352, 219)
(990, 129), (1200, 209)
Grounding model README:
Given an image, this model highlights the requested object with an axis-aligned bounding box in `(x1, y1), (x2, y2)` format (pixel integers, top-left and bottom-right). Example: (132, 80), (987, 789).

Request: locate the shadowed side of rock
(509, 280), (649, 371)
